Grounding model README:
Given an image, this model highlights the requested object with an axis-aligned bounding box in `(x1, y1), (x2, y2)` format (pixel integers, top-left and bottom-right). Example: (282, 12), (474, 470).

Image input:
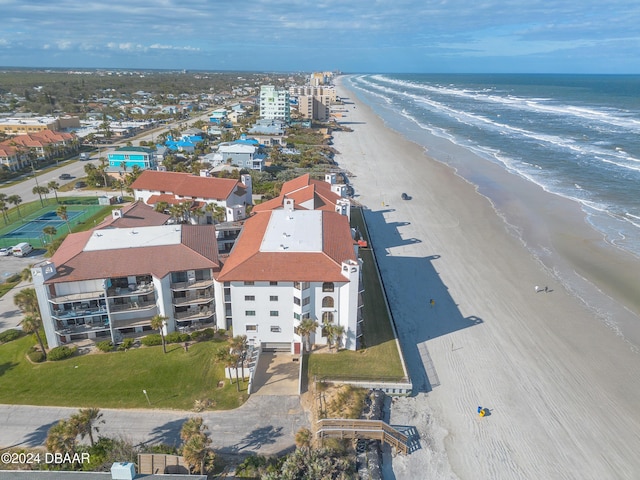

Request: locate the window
(302, 282), (310, 290)
(294, 313), (301, 320)
(322, 312), (334, 323)
(293, 281), (301, 290)
(244, 281), (254, 286)
(245, 295), (255, 301)
(270, 326), (281, 333)
(293, 297), (301, 306)
(322, 282), (334, 292)
(270, 311), (279, 317)
(270, 281), (278, 286)
(302, 297), (311, 306)
(245, 310), (256, 316)
(322, 296), (334, 308)
(270, 295), (278, 301)
(246, 324), (257, 332)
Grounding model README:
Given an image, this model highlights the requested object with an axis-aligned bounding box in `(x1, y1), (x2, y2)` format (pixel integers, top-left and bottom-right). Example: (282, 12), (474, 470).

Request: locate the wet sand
(333, 78), (640, 480)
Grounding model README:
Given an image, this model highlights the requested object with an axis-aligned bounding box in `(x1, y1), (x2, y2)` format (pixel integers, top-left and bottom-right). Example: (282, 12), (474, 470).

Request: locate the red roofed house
(131, 170), (252, 223)
(215, 198), (362, 352)
(31, 224), (221, 348)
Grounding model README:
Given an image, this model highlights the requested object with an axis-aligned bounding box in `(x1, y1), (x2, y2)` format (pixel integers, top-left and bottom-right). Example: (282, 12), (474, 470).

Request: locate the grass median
(0, 335), (248, 410)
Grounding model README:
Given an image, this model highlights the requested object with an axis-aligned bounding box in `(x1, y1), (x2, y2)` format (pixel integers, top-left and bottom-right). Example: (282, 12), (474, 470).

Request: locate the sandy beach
(333, 78), (640, 479)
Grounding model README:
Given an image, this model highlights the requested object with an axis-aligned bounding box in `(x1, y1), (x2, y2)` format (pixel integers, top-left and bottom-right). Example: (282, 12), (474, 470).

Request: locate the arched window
(322, 311), (334, 324)
(322, 282), (334, 292)
(322, 296), (334, 308)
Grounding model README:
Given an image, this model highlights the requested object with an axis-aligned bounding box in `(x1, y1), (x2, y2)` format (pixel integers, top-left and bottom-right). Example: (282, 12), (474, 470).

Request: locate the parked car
(59, 173), (72, 180)
(401, 192), (410, 200)
(0, 247), (12, 256)
(74, 181), (87, 189)
(12, 242), (33, 257)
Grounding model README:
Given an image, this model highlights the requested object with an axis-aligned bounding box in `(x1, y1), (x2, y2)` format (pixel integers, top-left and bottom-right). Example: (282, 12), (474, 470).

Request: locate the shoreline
(333, 77), (640, 479)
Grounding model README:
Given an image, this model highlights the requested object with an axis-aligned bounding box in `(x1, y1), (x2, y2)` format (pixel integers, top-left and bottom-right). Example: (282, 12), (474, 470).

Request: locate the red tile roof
(252, 173), (342, 213)
(218, 210), (356, 282)
(97, 201), (170, 229)
(46, 225), (220, 284)
(131, 170), (243, 201)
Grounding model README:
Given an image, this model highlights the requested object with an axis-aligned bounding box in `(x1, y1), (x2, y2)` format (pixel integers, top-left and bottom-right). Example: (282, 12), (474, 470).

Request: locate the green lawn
(306, 207), (406, 383)
(0, 335), (248, 410)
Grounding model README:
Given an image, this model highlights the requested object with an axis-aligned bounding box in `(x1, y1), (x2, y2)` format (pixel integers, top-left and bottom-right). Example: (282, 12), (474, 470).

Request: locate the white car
(0, 247), (12, 256)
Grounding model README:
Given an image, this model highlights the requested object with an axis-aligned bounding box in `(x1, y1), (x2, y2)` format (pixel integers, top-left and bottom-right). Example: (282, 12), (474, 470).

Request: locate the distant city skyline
(2, 0), (640, 74)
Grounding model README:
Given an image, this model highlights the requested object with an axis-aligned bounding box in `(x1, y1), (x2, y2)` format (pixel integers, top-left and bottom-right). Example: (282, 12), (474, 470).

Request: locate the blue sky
(2, 0), (640, 74)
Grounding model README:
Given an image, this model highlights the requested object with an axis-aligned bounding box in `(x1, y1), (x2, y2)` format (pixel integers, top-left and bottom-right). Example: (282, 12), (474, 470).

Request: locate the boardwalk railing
(315, 418), (409, 455)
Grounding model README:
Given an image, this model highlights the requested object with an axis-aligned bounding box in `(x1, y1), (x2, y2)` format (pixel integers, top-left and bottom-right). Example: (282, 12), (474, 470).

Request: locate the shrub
(165, 332), (190, 344)
(96, 340), (114, 352)
(48, 345), (77, 361)
(121, 338), (134, 349)
(0, 329), (22, 343)
(28, 350), (45, 363)
(141, 334), (163, 346)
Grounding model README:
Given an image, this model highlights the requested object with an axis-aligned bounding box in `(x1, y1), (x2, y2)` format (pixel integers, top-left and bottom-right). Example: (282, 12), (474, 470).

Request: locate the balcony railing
(170, 278), (214, 291)
(111, 317), (154, 329)
(53, 307), (107, 320)
(174, 309), (215, 321)
(109, 300), (158, 313)
(49, 291), (105, 304)
(172, 294), (214, 306)
(107, 283), (155, 297)
(57, 322), (110, 336)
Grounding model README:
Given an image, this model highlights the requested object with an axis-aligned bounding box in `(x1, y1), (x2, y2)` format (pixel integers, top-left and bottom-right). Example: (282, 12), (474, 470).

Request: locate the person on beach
(535, 285), (540, 293)
(430, 299), (435, 307)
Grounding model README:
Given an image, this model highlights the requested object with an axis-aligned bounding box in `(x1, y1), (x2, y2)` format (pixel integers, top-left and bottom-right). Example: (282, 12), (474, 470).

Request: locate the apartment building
(216, 198), (362, 352)
(131, 170), (253, 222)
(32, 224), (221, 349)
(108, 146), (156, 171)
(259, 86), (290, 123)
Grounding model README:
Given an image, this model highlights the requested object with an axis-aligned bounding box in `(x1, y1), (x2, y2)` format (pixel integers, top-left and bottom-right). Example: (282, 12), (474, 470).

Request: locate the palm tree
(0, 201), (7, 225)
(8, 194), (22, 218)
(180, 417), (205, 442)
(325, 324), (345, 352)
(20, 265), (33, 283)
(97, 158), (109, 187)
(229, 335), (248, 380)
(22, 314), (46, 359)
(150, 314), (168, 353)
(182, 430), (212, 475)
(47, 181), (60, 203)
(154, 201), (169, 214)
(32, 185), (49, 207)
(43, 225), (57, 244)
(56, 205), (72, 233)
(46, 420), (76, 454)
(298, 318), (319, 353)
(14, 288), (39, 316)
(71, 408), (104, 447)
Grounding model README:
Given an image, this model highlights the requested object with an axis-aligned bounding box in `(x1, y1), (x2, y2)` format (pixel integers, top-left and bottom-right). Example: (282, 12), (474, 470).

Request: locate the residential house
(108, 146), (156, 170)
(214, 140), (266, 171)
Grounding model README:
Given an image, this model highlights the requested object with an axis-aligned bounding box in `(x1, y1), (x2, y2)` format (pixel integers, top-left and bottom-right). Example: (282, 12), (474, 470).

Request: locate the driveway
(251, 352), (301, 396)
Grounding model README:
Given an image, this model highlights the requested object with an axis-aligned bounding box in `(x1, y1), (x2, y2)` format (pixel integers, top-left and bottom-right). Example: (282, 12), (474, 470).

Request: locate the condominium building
(108, 146), (156, 171)
(259, 86), (290, 123)
(31, 224), (221, 349)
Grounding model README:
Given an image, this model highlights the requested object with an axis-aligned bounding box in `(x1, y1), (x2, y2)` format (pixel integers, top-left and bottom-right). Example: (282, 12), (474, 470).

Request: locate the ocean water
(344, 73), (640, 260)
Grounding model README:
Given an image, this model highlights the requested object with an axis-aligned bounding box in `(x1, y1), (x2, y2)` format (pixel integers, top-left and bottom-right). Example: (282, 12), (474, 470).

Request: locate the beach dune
(333, 78), (640, 480)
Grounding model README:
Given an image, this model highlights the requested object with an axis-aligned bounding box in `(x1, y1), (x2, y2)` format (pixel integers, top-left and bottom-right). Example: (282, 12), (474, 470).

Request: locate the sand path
(333, 79), (640, 480)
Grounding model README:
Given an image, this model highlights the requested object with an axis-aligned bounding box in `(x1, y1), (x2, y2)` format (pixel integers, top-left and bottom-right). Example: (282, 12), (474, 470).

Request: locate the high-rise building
(259, 86), (290, 123)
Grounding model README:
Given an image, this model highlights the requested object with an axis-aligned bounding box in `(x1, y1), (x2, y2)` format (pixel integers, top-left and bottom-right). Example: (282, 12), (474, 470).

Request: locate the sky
(1, 0), (640, 74)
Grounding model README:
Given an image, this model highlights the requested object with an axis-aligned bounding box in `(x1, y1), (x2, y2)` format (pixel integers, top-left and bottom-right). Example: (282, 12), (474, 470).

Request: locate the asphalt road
(0, 395), (309, 455)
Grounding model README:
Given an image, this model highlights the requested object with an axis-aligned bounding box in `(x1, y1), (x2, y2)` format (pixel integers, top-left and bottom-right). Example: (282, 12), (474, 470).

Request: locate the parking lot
(0, 248), (46, 333)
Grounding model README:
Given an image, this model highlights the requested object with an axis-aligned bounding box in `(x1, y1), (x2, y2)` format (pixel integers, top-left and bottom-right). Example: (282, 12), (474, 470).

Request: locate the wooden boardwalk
(316, 418), (409, 455)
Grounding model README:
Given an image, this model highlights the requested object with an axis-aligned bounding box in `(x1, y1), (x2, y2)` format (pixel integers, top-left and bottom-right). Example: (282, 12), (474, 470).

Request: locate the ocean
(343, 73), (640, 345)
(344, 73), (640, 260)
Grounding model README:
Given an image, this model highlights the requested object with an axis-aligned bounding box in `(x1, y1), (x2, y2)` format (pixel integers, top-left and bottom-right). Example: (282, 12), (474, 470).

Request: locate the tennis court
(1, 209), (86, 243)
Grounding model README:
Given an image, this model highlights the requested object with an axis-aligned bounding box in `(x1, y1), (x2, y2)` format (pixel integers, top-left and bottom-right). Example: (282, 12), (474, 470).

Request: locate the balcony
(172, 293), (214, 306)
(109, 299), (158, 313)
(56, 321), (110, 336)
(49, 291), (104, 305)
(111, 317), (154, 329)
(174, 308), (215, 321)
(170, 278), (214, 291)
(107, 282), (155, 297)
(53, 306), (107, 320)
